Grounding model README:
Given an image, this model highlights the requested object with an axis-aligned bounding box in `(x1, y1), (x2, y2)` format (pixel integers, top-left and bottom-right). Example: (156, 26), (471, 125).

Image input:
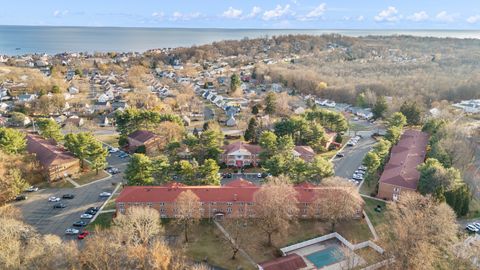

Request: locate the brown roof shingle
(379, 129), (429, 190)
(128, 130), (157, 143)
(26, 133), (78, 168)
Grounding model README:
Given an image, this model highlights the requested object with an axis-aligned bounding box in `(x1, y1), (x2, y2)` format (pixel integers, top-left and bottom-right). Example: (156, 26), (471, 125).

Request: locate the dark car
(336, 153), (345, 158)
(62, 194), (75, 199)
(15, 195), (27, 201)
(53, 203), (66, 209)
(73, 221), (87, 227)
(86, 207), (100, 215)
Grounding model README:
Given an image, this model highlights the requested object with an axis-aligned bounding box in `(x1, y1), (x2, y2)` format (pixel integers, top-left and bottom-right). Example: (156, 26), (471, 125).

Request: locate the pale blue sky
(0, 0), (479, 29)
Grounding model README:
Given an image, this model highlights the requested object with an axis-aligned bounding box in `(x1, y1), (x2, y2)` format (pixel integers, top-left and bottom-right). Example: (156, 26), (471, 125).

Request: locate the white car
(471, 222), (480, 230)
(108, 148), (119, 153)
(48, 196), (60, 202)
(358, 165), (367, 171)
(353, 174), (364, 181)
(26, 186), (39, 192)
(466, 224), (479, 233)
(65, 228), (80, 235)
(354, 170), (365, 175)
(80, 214), (93, 219)
(99, 192), (112, 197)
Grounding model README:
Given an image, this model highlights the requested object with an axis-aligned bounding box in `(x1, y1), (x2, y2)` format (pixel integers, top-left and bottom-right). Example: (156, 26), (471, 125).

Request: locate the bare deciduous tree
(379, 192), (458, 270)
(113, 206), (163, 245)
(310, 177), (363, 232)
(175, 190), (202, 243)
(253, 176), (299, 246)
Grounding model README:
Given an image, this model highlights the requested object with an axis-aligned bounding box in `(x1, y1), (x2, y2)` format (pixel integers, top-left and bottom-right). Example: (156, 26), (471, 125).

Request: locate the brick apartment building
(127, 130), (164, 156)
(26, 133), (80, 182)
(377, 129), (429, 201)
(115, 179), (363, 218)
(221, 141), (316, 167)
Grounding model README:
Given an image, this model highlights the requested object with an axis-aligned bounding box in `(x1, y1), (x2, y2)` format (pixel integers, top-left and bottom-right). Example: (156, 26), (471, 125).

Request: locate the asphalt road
(13, 152), (128, 238)
(333, 130), (377, 180)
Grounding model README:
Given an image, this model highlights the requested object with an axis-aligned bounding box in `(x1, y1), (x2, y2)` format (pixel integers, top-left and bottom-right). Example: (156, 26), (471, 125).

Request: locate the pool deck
(286, 240), (366, 270)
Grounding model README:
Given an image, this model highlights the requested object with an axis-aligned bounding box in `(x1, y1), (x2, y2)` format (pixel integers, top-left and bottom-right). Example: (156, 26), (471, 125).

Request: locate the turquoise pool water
(305, 246), (344, 268)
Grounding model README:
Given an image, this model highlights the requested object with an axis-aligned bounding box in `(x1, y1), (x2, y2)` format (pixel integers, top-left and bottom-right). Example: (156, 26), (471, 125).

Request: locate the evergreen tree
(125, 154), (154, 185)
(264, 92), (276, 115)
(372, 96), (388, 119)
(400, 101), (423, 125)
(0, 127), (26, 154)
(244, 117), (259, 143)
(37, 118), (64, 142)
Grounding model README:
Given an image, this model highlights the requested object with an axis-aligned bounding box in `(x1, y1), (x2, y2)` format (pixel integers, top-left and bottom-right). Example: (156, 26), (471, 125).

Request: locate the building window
(147, 203), (153, 207)
(227, 202), (233, 206)
(159, 202), (165, 206)
(393, 187), (401, 193)
(160, 208), (166, 213)
(227, 207), (232, 213)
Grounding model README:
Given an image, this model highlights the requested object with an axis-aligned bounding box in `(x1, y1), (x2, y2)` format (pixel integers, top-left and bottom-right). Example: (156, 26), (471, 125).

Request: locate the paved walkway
(363, 210), (379, 241)
(66, 177), (81, 188)
(213, 220), (257, 267)
(91, 183), (121, 222)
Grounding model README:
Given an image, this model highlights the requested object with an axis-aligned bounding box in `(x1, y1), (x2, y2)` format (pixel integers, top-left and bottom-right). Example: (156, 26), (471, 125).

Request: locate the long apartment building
(116, 179), (363, 218)
(377, 129), (429, 201)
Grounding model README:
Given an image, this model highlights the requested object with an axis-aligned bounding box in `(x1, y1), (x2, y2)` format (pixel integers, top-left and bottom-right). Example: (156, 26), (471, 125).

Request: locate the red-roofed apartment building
(221, 141), (315, 167)
(127, 130), (163, 156)
(115, 179), (363, 218)
(26, 133), (80, 181)
(377, 129), (429, 201)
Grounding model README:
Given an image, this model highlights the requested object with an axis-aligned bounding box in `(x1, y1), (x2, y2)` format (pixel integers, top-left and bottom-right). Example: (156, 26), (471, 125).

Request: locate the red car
(77, 230), (90, 240)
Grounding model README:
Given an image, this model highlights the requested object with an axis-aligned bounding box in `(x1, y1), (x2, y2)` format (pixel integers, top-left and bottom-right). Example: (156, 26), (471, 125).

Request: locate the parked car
(471, 222), (480, 230)
(85, 209), (98, 215)
(358, 165), (367, 171)
(72, 221), (87, 227)
(354, 170), (365, 175)
(65, 228), (80, 235)
(48, 196), (60, 202)
(15, 195), (27, 201)
(108, 148), (119, 153)
(77, 230), (90, 240)
(99, 192), (112, 197)
(352, 174), (364, 181)
(336, 153), (345, 158)
(87, 206), (100, 212)
(26, 186), (39, 192)
(53, 203), (66, 209)
(62, 194), (75, 199)
(257, 173), (263, 178)
(80, 214), (93, 219)
(466, 224), (479, 233)
(106, 167), (120, 174)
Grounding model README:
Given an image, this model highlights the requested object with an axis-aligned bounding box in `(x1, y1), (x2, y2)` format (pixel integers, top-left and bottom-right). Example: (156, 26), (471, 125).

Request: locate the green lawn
(95, 134), (120, 147)
(363, 197), (387, 228)
(38, 180), (75, 189)
(103, 194), (118, 211)
(86, 212), (114, 230)
(318, 150), (337, 160)
(73, 169), (110, 185)
(359, 174), (380, 197)
(165, 220), (255, 270)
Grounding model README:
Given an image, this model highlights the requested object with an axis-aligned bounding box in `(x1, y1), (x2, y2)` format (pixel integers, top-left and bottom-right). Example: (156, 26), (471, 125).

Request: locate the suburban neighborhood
(0, 26), (479, 270)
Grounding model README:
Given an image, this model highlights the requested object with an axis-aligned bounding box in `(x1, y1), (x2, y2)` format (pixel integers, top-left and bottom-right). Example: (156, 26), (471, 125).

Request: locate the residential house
(225, 115), (237, 127)
(127, 130), (163, 156)
(26, 133), (80, 182)
(93, 101), (112, 112)
(115, 179), (364, 218)
(377, 130), (429, 201)
(453, 99), (480, 114)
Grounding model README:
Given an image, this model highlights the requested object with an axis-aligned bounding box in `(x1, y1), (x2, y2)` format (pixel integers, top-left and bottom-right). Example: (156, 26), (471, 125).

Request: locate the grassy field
(363, 197), (387, 228)
(86, 212), (114, 230)
(165, 220), (255, 270)
(73, 169), (110, 185)
(318, 150), (337, 160)
(38, 179), (75, 189)
(359, 175), (379, 197)
(95, 134), (120, 147)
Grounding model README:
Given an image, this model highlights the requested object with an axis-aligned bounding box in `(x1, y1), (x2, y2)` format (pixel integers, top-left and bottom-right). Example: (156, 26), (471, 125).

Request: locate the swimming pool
(305, 246), (345, 268)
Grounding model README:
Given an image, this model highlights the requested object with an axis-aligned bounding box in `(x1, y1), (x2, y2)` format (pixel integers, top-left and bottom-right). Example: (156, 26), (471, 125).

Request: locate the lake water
(1, 25), (479, 55)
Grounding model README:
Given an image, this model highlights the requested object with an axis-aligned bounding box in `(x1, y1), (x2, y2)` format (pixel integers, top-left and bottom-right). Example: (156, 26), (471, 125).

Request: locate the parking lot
(333, 130), (377, 182)
(13, 151), (128, 238)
